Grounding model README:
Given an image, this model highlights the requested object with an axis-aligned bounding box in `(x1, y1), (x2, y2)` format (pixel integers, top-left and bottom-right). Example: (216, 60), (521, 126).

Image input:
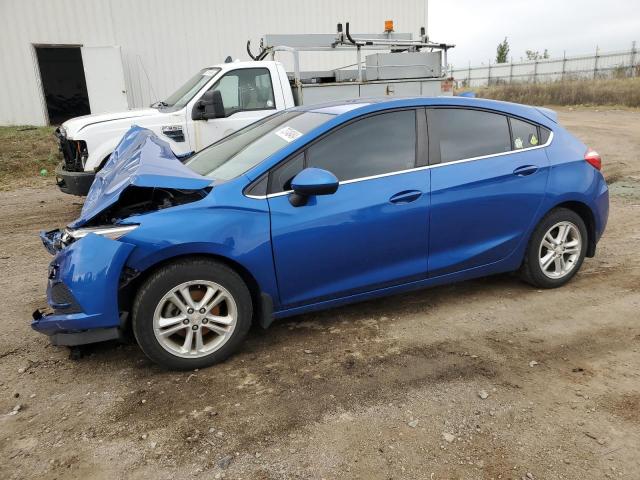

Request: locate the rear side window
(511, 118), (541, 149)
(306, 110), (417, 181)
(539, 126), (551, 144)
(429, 108), (511, 163)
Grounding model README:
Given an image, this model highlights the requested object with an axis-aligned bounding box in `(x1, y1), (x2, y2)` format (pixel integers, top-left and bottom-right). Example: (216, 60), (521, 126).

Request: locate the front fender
(122, 204), (279, 307)
(84, 137), (120, 171)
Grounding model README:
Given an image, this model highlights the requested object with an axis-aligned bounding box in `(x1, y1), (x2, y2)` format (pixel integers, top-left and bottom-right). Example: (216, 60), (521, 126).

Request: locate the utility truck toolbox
(53, 21), (454, 196)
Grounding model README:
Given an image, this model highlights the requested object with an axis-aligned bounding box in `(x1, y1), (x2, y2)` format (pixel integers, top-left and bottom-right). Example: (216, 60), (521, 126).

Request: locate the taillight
(584, 148), (602, 170)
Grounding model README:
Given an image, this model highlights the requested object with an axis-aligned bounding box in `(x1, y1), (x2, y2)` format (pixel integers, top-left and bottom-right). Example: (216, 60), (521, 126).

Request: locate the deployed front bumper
(32, 230), (135, 345)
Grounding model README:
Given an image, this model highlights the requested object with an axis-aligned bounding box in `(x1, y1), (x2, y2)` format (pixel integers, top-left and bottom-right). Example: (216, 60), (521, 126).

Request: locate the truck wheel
(132, 258), (252, 370)
(520, 208), (588, 289)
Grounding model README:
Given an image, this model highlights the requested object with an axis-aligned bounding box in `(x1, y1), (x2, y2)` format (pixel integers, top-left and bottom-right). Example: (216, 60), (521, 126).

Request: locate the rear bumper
(593, 181), (609, 243)
(55, 162), (95, 196)
(32, 232), (135, 345)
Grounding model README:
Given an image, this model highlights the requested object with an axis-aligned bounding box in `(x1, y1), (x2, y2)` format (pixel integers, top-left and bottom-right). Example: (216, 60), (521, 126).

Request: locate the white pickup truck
(55, 24), (454, 195)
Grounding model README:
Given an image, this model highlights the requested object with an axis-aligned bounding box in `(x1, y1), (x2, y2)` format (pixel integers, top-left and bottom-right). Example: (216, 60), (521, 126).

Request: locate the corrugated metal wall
(0, 0), (428, 125)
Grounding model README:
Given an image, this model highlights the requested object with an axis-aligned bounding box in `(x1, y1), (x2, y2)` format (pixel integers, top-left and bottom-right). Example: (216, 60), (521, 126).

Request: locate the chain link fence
(452, 43), (639, 88)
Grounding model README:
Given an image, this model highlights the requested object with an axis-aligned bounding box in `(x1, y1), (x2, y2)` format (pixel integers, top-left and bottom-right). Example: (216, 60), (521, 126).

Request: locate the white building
(0, 0), (429, 126)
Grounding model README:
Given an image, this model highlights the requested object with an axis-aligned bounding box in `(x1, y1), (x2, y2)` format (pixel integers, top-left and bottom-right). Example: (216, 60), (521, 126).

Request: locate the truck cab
(55, 22), (454, 196)
(56, 61), (294, 195)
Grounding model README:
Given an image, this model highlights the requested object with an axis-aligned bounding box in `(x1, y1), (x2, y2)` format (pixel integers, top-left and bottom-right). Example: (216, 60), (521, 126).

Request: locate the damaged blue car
(33, 97), (609, 370)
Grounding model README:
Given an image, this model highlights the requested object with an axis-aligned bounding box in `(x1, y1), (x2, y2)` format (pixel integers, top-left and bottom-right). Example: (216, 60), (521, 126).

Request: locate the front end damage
(54, 127), (95, 196)
(32, 232), (135, 346)
(33, 126), (213, 346)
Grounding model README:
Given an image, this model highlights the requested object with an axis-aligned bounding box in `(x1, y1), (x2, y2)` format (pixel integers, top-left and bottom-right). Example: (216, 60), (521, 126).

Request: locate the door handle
(389, 190), (422, 204)
(513, 165), (538, 176)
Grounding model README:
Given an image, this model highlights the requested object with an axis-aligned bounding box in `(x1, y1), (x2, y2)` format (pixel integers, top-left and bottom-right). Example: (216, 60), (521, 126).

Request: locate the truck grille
(55, 128), (87, 172)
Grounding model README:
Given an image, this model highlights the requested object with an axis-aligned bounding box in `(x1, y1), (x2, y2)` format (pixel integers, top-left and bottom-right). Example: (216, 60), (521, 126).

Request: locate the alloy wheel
(152, 280), (238, 358)
(538, 221), (582, 279)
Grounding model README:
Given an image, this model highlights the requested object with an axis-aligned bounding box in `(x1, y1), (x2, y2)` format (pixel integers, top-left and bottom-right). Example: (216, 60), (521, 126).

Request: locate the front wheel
(132, 258), (252, 370)
(520, 208), (588, 288)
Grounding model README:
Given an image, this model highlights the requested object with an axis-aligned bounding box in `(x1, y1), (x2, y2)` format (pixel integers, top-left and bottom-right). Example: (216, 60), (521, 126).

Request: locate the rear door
(268, 109), (431, 307)
(427, 108), (550, 277)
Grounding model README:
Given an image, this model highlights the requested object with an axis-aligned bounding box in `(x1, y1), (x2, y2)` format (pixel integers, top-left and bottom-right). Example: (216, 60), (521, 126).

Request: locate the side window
(306, 110), (417, 182)
(211, 68), (275, 115)
(269, 153), (304, 194)
(215, 75), (239, 111)
(246, 175), (268, 197)
(539, 126), (551, 144)
(429, 109), (511, 163)
(511, 118), (541, 149)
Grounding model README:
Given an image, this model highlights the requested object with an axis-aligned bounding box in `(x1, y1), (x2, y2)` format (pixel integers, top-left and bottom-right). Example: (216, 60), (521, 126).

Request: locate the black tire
(132, 258), (252, 370)
(520, 208), (588, 289)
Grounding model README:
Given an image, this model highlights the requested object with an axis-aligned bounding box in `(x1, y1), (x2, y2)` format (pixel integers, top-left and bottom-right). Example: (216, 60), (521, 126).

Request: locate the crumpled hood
(69, 126), (212, 228)
(62, 108), (158, 138)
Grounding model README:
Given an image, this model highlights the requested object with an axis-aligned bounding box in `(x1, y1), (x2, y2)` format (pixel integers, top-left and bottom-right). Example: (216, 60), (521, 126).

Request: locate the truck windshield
(160, 68), (220, 109)
(185, 111), (334, 181)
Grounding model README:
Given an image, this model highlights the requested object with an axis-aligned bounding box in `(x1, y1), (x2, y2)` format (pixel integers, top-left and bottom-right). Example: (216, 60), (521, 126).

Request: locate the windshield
(160, 68), (220, 109)
(185, 111), (334, 181)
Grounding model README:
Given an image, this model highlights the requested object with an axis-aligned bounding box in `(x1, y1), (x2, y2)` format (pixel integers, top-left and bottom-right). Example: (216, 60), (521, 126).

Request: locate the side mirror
(289, 168), (339, 207)
(192, 90), (226, 120)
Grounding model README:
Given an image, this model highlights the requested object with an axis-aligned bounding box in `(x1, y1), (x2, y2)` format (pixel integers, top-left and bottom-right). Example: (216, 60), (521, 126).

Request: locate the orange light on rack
(384, 20), (394, 32)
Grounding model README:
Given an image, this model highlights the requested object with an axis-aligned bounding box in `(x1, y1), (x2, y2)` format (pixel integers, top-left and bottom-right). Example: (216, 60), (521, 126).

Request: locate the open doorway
(35, 46), (91, 125)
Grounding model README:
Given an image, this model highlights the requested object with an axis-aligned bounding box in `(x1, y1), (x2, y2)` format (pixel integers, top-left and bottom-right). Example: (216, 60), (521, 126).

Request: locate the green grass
(0, 126), (60, 190)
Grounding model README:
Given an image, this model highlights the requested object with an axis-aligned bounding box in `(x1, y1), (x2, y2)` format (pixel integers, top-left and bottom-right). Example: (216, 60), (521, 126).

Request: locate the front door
(268, 109), (431, 307)
(427, 108), (550, 277)
(190, 67), (278, 151)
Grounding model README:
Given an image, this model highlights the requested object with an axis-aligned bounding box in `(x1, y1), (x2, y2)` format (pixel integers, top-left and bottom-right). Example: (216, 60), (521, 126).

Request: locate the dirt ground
(0, 108), (639, 480)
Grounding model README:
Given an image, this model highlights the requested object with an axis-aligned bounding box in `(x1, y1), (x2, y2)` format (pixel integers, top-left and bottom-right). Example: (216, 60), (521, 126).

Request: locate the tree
(496, 37), (510, 63)
(525, 49), (551, 61)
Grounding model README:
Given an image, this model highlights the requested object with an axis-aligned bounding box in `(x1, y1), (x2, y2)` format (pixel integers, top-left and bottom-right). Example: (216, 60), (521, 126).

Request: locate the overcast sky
(428, 0), (640, 68)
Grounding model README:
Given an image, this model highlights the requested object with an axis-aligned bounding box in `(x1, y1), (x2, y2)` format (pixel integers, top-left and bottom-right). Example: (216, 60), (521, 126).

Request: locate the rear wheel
(132, 258), (252, 370)
(520, 208), (588, 288)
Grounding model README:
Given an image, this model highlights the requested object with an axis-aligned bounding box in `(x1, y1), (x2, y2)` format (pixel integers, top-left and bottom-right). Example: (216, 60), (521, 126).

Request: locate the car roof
(296, 96), (556, 129)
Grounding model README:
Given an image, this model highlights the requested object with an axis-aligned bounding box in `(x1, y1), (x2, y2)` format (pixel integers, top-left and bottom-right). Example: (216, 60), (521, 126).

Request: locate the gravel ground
(0, 108), (639, 480)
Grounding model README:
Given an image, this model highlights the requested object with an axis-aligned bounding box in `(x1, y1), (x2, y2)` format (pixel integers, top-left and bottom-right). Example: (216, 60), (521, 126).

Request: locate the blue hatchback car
(34, 97), (609, 369)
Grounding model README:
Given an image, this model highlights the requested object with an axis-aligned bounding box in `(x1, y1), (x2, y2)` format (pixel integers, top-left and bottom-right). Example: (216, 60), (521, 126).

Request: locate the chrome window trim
(245, 131), (554, 200)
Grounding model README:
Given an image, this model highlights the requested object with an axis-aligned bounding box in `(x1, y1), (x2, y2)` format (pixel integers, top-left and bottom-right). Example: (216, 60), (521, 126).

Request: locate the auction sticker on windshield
(275, 126), (303, 143)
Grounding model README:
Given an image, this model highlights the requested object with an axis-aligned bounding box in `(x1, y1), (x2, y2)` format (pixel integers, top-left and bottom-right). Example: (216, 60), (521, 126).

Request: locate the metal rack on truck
(249, 21), (456, 105)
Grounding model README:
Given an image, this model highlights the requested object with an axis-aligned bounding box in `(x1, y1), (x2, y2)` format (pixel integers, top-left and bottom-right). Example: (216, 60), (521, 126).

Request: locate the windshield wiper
(151, 101), (169, 108)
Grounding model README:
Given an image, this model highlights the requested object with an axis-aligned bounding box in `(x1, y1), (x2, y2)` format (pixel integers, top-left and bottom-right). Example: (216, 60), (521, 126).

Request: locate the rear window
(429, 108), (511, 163)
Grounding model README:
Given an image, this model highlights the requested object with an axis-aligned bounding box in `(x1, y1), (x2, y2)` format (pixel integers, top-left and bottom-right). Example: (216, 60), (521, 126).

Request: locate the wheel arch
(85, 137), (119, 171)
(119, 252), (273, 332)
(543, 200), (597, 257)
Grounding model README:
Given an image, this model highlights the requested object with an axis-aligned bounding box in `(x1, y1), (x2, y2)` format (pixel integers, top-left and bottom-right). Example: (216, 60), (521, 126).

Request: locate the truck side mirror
(192, 90), (226, 120)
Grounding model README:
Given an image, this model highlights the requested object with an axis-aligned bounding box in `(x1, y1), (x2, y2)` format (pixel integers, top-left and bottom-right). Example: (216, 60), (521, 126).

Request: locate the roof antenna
(224, 56), (233, 63)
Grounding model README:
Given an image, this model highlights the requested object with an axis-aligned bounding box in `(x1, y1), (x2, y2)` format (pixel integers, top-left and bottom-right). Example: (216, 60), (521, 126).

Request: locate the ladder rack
(248, 21), (455, 100)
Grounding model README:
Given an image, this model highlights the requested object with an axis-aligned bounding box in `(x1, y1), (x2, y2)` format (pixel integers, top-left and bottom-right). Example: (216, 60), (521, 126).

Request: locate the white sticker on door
(275, 126), (303, 143)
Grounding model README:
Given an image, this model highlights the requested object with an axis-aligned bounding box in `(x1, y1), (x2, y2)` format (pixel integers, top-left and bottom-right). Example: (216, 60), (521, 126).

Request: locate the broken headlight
(64, 224), (139, 243)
